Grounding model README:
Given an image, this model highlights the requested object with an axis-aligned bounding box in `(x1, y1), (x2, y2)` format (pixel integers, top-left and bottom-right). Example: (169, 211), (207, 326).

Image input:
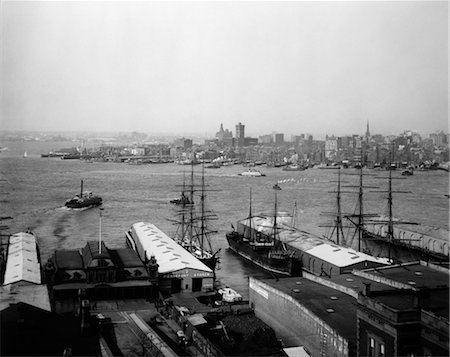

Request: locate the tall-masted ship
(226, 187), (296, 276)
(170, 164), (220, 272)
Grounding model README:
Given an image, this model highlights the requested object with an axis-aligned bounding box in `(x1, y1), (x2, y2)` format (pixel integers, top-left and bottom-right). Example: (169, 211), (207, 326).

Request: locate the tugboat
(170, 171), (194, 205)
(226, 187), (295, 276)
(65, 180), (102, 209)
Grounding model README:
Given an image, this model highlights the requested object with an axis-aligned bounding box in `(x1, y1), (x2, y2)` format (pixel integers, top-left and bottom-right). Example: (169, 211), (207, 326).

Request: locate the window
(368, 333), (386, 357)
(369, 338), (375, 357)
(380, 343), (385, 357)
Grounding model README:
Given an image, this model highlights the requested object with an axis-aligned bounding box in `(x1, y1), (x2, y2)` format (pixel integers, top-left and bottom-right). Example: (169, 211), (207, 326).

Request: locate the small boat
(282, 164), (305, 171)
(218, 287), (242, 303)
(238, 168), (266, 177)
(23, 151), (28, 158)
(65, 180), (102, 209)
(273, 183), (282, 190)
(170, 193), (193, 205)
(401, 169), (414, 176)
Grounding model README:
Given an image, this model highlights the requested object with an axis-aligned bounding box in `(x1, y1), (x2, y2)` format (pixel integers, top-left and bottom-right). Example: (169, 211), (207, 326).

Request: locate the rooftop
(254, 276), (357, 342)
(54, 249), (84, 270)
(358, 261), (449, 290)
(109, 248), (144, 268)
(241, 216), (389, 267)
(3, 232), (41, 285)
(131, 222), (213, 275)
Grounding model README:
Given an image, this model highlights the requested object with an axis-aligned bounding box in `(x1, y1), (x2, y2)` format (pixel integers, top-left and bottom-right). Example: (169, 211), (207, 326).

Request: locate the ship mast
(80, 179), (83, 198)
(188, 163), (195, 247)
(273, 188), (279, 244)
(357, 157), (364, 252)
(334, 168), (345, 245)
(387, 156), (394, 261)
(248, 188), (253, 242)
(199, 163), (206, 256)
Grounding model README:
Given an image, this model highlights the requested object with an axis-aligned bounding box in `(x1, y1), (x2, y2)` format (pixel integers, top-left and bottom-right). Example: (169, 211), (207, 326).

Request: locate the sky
(1, 1), (448, 138)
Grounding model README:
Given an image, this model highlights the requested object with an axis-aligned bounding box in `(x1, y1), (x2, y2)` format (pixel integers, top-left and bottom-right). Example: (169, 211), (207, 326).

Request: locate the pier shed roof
(131, 222), (212, 275)
(242, 216), (389, 268)
(306, 244), (389, 268)
(3, 232), (41, 285)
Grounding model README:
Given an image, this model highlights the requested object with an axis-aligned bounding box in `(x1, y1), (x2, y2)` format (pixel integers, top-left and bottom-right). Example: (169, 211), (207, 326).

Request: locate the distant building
(430, 131), (447, 147)
(274, 133), (284, 144)
(325, 135), (338, 160)
(236, 122), (245, 147)
(365, 121), (371, 142)
(259, 134), (274, 144)
(244, 137), (259, 146)
(215, 123), (233, 146)
(184, 138), (193, 149)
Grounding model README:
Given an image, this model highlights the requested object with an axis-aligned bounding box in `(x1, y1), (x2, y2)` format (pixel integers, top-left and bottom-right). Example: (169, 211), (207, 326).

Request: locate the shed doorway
(192, 278), (202, 292)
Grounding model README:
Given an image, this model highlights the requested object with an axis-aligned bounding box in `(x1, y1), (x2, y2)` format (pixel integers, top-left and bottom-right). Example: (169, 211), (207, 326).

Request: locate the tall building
(215, 123), (232, 145)
(365, 121), (371, 142)
(236, 122), (245, 147)
(274, 133), (284, 144)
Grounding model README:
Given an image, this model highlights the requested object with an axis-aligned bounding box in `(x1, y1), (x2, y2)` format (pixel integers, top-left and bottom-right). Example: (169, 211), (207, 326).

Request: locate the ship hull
(226, 233), (292, 276)
(65, 197), (102, 209)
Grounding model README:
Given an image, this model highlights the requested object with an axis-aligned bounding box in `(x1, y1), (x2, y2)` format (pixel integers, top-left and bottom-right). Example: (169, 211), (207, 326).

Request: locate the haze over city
(1, 1), (448, 137)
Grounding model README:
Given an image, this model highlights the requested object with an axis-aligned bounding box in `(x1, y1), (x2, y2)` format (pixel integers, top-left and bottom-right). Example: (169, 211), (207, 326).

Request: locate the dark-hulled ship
(226, 188), (295, 276)
(65, 180), (102, 209)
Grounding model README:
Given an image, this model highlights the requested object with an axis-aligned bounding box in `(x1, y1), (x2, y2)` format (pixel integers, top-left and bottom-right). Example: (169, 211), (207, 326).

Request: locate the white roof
(3, 232), (41, 285)
(241, 216), (389, 268)
(283, 346), (311, 357)
(306, 244), (389, 268)
(131, 222), (213, 274)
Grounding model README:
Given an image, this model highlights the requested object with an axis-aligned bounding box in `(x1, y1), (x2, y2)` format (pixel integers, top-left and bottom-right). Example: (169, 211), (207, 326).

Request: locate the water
(1, 141), (448, 298)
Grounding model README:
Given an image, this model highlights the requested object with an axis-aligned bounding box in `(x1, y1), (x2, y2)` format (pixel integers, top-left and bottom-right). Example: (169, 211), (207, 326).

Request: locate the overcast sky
(1, 1), (448, 137)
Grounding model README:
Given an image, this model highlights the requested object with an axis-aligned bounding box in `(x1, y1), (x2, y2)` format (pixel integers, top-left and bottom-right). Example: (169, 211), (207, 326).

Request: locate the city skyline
(1, 1), (448, 137)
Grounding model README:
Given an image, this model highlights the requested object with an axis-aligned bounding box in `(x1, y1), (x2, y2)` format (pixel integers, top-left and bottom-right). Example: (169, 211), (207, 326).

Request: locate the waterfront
(1, 141), (448, 298)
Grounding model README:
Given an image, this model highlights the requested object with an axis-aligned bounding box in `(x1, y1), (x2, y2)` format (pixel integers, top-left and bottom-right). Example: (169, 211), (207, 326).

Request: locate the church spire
(365, 121), (370, 141)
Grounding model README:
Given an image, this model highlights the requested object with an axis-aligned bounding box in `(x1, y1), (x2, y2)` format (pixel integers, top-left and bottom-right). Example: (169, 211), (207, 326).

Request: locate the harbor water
(1, 141), (448, 299)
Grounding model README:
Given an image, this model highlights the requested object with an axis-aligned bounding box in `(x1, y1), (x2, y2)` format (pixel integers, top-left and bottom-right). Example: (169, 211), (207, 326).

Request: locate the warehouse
(237, 216), (389, 276)
(126, 221), (214, 294)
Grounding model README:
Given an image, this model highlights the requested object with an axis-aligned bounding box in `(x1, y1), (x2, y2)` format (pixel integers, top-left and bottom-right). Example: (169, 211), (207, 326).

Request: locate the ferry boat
(65, 180), (102, 209)
(238, 168), (266, 177)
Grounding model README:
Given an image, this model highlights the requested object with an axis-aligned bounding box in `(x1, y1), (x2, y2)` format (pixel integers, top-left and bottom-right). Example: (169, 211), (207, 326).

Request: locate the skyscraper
(236, 122), (245, 147)
(365, 121), (370, 142)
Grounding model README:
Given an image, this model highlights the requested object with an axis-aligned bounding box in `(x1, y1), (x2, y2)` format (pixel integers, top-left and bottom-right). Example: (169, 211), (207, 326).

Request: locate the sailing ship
(65, 180), (102, 209)
(332, 148), (448, 263)
(226, 187), (295, 276)
(170, 164), (220, 272)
